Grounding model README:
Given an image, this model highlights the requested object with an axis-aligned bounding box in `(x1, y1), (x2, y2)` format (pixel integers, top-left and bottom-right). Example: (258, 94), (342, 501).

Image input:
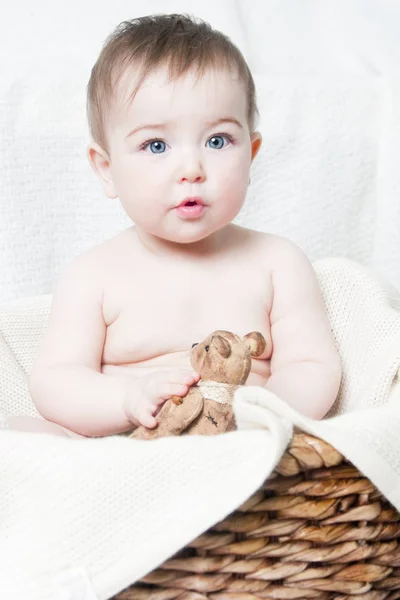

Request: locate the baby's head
(87, 14), (262, 247)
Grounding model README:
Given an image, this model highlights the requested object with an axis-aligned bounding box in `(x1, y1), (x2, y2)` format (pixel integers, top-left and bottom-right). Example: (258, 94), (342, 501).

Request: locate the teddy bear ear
(212, 335), (231, 358)
(243, 332), (267, 357)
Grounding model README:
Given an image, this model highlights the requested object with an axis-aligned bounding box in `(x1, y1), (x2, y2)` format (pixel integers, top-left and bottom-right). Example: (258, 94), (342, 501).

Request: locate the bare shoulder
(228, 224), (278, 252)
(231, 227), (322, 307)
(267, 234), (315, 271)
(55, 227), (135, 290)
(33, 229), (136, 370)
(244, 228), (309, 257)
(262, 234), (327, 321)
(230, 225), (311, 269)
(262, 234), (321, 293)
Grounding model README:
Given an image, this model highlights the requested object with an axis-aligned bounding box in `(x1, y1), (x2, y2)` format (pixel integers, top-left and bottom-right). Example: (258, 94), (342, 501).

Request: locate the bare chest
(101, 262), (273, 369)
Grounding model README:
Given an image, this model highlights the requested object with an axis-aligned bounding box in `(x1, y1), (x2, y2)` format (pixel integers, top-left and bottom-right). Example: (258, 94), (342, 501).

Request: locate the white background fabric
(1, 0), (400, 302)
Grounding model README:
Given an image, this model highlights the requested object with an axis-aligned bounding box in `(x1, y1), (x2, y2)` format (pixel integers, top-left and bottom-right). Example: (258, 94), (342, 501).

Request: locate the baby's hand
(124, 370), (200, 429)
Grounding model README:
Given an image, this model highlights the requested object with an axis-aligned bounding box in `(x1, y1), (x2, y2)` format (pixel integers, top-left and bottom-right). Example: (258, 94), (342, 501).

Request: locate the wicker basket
(114, 432), (400, 600)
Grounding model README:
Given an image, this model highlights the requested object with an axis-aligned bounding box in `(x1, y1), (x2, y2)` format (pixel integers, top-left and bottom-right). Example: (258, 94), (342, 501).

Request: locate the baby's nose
(181, 173), (205, 184)
(178, 153), (206, 184)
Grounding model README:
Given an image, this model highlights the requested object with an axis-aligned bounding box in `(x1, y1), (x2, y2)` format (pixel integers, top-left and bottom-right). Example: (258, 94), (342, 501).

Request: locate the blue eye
(207, 135), (230, 150)
(143, 140), (166, 154)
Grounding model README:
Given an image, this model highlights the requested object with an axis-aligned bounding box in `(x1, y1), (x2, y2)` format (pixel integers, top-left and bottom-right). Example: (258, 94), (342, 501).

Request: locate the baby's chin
(161, 225), (223, 246)
(135, 216), (233, 250)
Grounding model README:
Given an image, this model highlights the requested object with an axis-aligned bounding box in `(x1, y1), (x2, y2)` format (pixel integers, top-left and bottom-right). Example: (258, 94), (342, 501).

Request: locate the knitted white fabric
(0, 294), (50, 417)
(1, 257), (400, 599)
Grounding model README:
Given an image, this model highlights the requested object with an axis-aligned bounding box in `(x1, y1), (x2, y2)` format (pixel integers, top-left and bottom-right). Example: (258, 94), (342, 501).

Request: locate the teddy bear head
(190, 330), (267, 385)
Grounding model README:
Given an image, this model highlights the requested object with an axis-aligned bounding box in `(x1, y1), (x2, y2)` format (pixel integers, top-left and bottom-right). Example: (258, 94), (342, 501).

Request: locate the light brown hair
(87, 13), (259, 150)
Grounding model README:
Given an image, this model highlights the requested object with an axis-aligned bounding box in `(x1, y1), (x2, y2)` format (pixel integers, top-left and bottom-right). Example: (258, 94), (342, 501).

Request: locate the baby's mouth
(175, 198), (206, 219)
(177, 197), (204, 208)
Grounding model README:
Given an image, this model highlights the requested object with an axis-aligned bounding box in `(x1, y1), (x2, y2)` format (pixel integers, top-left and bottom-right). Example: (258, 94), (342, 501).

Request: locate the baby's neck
(133, 226), (231, 261)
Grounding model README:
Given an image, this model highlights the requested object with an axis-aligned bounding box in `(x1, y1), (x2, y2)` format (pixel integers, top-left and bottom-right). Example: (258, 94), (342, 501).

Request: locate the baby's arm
(29, 253), (134, 436)
(266, 239), (342, 419)
(29, 254), (197, 436)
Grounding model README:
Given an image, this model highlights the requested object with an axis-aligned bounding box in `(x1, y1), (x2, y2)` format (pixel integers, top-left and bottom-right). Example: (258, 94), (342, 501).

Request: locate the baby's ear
(243, 332), (266, 357)
(212, 335), (231, 358)
(87, 142), (118, 199)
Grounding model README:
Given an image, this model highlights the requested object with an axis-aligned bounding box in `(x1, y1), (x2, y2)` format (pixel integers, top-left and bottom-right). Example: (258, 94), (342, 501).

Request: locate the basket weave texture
(114, 432), (400, 600)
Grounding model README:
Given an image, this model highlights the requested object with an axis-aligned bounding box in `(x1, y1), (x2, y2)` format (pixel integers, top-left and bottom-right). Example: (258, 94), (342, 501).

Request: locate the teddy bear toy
(131, 330), (267, 440)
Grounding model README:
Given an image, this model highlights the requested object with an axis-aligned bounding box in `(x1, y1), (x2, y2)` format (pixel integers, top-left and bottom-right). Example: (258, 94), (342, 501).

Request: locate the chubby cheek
(223, 168), (249, 198)
(113, 161), (167, 219)
(215, 159), (251, 217)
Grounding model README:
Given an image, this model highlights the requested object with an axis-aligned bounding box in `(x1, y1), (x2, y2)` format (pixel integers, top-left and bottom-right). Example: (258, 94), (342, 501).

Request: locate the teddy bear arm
(186, 397), (234, 436)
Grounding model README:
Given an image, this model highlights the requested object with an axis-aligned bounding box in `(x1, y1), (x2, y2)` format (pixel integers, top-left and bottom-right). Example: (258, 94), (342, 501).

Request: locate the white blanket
(1, 257), (400, 599)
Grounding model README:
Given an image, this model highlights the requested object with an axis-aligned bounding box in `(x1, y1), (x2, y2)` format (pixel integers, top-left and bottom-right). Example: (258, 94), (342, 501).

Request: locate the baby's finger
(153, 403), (163, 417)
(154, 382), (189, 403)
(164, 370), (200, 385)
(139, 411), (158, 429)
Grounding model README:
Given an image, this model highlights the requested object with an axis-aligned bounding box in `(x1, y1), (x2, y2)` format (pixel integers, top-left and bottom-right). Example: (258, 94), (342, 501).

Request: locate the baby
(14, 14), (341, 438)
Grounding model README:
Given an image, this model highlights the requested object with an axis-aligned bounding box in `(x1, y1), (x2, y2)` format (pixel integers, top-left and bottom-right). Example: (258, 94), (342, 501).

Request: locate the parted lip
(176, 196), (205, 207)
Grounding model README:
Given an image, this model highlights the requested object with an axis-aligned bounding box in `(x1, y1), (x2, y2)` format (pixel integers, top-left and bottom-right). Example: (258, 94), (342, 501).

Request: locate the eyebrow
(125, 123), (169, 139)
(206, 117), (244, 130)
(125, 117), (243, 140)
